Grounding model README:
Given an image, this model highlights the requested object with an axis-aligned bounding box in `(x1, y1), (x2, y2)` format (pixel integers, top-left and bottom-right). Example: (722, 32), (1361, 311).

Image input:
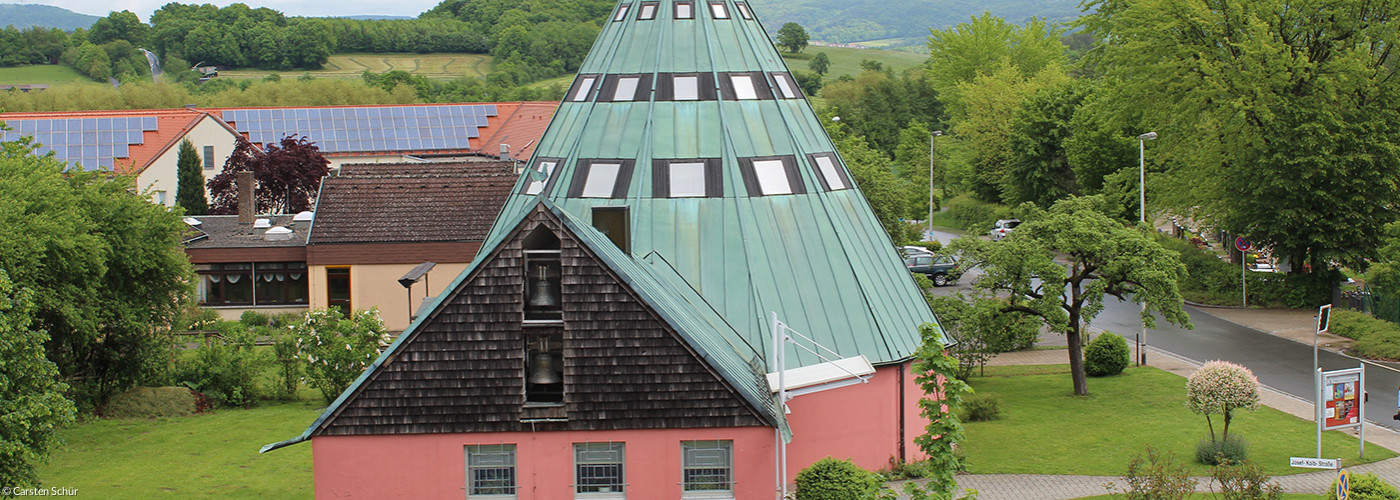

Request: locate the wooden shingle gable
(314, 204), (768, 437)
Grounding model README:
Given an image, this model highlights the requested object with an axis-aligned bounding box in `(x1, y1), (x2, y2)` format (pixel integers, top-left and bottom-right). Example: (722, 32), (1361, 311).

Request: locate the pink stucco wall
(312, 361), (934, 498)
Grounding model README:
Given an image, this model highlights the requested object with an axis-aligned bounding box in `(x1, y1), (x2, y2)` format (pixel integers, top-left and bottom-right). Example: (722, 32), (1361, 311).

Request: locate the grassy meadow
(202, 53), (494, 81)
(780, 45), (928, 79)
(0, 64), (89, 85)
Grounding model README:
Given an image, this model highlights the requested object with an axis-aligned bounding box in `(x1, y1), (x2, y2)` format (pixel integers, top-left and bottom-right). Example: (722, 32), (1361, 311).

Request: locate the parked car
(898, 245), (935, 259)
(988, 219), (1020, 241)
(906, 255), (960, 287)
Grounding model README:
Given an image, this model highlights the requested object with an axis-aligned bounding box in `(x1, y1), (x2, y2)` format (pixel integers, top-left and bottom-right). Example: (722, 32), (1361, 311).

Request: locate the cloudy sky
(11, 0), (443, 20)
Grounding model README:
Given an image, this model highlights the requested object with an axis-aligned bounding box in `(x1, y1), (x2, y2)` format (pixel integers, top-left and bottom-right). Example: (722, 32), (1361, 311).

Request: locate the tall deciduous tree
(949, 196), (1190, 395)
(175, 139), (208, 215)
(0, 269), (76, 488)
(1081, 0), (1400, 281)
(809, 51), (829, 75)
(208, 135), (330, 215)
(926, 12), (1066, 120)
(776, 22), (809, 54)
(1004, 80), (1086, 207)
(954, 59), (1068, 203)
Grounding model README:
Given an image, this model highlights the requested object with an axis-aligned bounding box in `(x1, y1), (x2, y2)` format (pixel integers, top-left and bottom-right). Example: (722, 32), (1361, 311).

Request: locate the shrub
(1186, 361), (1260, 446)
(946, 195), (1011, 232)
(1085, 332), (1130, 376)
(960, 392), (1001, 422)
(794, 457), (881, 500)
(880, 457), (928, 480)
(1209, 459), (1280, 499)
(271, 329), (302, 400)
(1328, 472), (1400, 500)
(1331, 309), (1400, 360)
(239, 310), (271, 327)
(292, 308), (391, 402)
(1124, 445), (1196, 500)
(101, 386), (198, 419)
(1195, 434), (1248, 465)
(171, 324), (268, 407)
(908, 241), (943, 253)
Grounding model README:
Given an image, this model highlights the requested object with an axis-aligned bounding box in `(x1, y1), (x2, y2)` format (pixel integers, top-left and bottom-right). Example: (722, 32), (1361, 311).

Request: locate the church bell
(527, 339), (561, 385)
(527, 263), (558, 308)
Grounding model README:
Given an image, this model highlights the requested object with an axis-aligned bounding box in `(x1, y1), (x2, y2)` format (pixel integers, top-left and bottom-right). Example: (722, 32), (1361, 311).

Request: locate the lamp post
(1137, 131), (1157, 366)
(929, 131), (942, 240)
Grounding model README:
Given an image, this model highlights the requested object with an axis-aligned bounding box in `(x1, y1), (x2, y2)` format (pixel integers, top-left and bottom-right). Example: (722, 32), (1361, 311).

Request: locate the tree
(0, 134), (193, 410)
(776, 22), (809, 54)
(175, 139), (208, 215)
(207, 135), (330, 215)
(809, 51), (829, 75)
(1081, 0), (1400, 284)
(825, 117), (914, 241)
(0, 269), (77, 488)
(1186, 361), (1260, 444)
(928, 293), (1039, 379)
(926, 12), (1066, 120)
(291, 308), (390, 402)
(953, 59), (1068, 203)
(88, 10), (149, 46)
(948, 196), (1190, 395)
(1003, 80), (1086, 207)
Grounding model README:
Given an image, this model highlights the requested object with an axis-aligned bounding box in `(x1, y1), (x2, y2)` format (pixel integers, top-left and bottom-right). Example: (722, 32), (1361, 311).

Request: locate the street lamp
(1137, 131), (1157, 366)
(929, 131), (942, 240)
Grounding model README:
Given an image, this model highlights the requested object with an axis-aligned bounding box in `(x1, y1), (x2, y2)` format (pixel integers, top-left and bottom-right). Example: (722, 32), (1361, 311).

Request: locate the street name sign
(1290, 457), (1340, 469)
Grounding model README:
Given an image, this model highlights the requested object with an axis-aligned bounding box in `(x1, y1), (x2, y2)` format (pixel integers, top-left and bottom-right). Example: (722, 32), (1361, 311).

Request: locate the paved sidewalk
(933, 306), (1400, 500)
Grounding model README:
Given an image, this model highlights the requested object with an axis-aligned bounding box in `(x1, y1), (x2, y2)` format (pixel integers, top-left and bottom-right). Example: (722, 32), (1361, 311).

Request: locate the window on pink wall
(465, 444), (517, 498)
(574, 442), (625, 498)
(681, 440), (733, 498)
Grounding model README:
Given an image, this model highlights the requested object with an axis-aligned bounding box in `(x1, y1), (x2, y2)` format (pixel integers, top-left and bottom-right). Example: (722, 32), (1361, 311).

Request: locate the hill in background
(0, 3), (98, 31)
(749, 0), (1082, 46)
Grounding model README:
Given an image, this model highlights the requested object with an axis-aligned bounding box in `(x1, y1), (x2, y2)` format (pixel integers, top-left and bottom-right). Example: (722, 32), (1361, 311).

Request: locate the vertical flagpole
(772, 312), (787, 500)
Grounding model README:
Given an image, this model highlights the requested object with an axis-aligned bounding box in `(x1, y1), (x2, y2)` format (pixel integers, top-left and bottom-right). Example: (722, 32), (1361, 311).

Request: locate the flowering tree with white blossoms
(1186, 360), (1261, 443)
(290, 308), (391, 402)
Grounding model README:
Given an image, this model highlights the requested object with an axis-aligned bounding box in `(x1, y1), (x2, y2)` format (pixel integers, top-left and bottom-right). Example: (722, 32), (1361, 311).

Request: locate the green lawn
(0, 64), (88, 85)
(217, 52), (494, 81)
(961, 365), (1394, 476)
(1075, 495), (1327, 500)
(780, 45), (928, 79)
(39, 400), (320, 498)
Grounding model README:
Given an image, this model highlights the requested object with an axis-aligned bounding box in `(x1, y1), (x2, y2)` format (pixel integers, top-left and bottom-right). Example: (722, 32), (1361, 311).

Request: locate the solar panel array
(222, 105), (498, 154)
(0, 116), (159, 170)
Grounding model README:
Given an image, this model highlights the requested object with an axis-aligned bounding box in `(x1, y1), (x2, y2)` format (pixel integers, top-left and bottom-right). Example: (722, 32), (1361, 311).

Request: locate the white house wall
(135, 116), (242, 207)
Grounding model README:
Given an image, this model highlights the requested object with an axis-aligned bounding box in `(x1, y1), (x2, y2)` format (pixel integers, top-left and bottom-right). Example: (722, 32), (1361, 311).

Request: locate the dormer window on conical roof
(675, 1), (695, 19)
(808, 153), (853, 191)
(736, 2), (753, 20)
(653, 158), (722, 198)
(569, 75), (600, 102)
(708, 1), (729, 19)
(739, 156), (804, 196)
(638, 2), (659, 20)
(613, 4), (631, 21)
(570, 159), (636, 198)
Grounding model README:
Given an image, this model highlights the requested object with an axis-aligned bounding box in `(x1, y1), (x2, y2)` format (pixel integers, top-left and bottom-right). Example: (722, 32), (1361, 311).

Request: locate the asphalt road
(923, 227), (1400, 432)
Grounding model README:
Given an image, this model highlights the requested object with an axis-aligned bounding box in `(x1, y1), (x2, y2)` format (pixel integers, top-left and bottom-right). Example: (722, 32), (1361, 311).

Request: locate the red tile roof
(477, 102), (557, 161)
(308, 161), (518, 245)
(0, 108), (210, 175)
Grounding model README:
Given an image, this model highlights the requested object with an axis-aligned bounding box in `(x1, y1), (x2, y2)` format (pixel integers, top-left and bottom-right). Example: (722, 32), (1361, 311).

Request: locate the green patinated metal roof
(486, 0), (943, 369)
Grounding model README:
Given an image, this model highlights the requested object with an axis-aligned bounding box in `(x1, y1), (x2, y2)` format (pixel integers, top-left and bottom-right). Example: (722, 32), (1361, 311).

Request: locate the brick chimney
(237, 170), (254, 224)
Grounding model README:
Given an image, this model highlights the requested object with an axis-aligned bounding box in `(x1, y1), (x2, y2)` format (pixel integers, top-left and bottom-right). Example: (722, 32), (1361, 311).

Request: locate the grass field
(218, 53), (494, 81)
(780, 45), (928, 79)
(961, 365), (1394, 477)
(1076, 494), (1328, 499)
(39, 400), (320, 498)
(0, 64), (88, 85)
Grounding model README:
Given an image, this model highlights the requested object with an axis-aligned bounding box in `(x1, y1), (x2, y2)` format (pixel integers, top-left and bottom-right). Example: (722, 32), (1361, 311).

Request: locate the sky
(8, 0), (443, 21)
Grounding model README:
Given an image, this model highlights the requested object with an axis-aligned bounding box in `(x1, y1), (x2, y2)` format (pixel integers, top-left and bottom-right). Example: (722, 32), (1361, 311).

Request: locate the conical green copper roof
(486, 0), (943, 368)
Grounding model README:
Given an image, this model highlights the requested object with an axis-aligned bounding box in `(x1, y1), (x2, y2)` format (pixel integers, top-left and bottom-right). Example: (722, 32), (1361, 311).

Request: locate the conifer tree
(175, 139), (208, 215)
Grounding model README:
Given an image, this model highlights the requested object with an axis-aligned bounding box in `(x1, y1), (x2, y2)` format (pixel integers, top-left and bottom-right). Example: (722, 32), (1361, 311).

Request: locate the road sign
(1290, 457), (1340, 469)
(1319, 304), (1332, 334)
(1235, 236), (1252, 252)
(1338, 469), (1351, 500)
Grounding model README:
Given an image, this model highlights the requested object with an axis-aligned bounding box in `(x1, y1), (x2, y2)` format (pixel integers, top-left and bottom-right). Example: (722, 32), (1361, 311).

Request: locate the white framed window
(524, 159), (559, 195)
(675, 2), (694, 19)
(681, 440), (733, 498)
(669, 162), (707, 197)
(638, 2), (658, 20)
(203, 145), (215, 169)
(674, 76), (700, 101)
(613, 4), (631, 21)
(154, 190), (167, 205)
(466, 444), (517, 498)
(708, 1), (729, 19)
(614, 77), (641, 101)
(752, 160), (791, 194)
(572, 76), (597, 102)
(575, 443), (625, 498)
(730, 74), (757, 100)
(735, 2), (752, 19)
(809, 153), (848, 190)
(583, 163), (623, 198)
(770, 73), (798, 99)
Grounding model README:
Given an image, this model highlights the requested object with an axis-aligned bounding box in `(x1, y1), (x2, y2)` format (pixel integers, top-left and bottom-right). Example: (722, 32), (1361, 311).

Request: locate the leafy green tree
(1186, 361), (1260, 444)
(291, 308), (390, 402)
(893, 122), (935, 218)
(926, 12), (1066, 120)
(1003, 80), (1086, 207)
(809, 51), (830, 75)
(821, 69), (942, 156)
(284, 19), (333, 69)
(826, 118), (913, 241)
(0, 134), (193, 410)
(175, 139), (208, 215)
(929, 293), (1039, 379)
(777, 23), (810, 54)
(88, 10), (149, 46)
(0, 269), (77, 488)
(1081, 0), (1400, 279)
(948, 196), (1190, 395)
(954, 59), (1068, 202)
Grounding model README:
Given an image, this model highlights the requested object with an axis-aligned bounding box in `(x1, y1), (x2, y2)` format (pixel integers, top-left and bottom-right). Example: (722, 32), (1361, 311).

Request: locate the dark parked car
(906, 254), (960, 287)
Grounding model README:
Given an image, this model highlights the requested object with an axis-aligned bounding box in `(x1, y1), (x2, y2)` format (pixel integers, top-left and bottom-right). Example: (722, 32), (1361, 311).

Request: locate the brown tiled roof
(308, 162), (517, 245)
(477, 101), (557, 161)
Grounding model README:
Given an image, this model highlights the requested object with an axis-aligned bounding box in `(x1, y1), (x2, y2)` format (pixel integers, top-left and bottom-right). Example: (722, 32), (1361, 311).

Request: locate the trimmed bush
(1084, 332), (1129, 376)
(1331, 309), (1400, 360)
(239, 310), (272, 327)
(794, 457), (881, 500)
(946, 195), (1012, 232)
(960, 392), (1001, 422)
(908, 240), (943, 253)
(101, 386), (198, 419)
(171, 324), (268, 407)
(1195, 434), (1248, 465)
(1328, 472), (1400, 500)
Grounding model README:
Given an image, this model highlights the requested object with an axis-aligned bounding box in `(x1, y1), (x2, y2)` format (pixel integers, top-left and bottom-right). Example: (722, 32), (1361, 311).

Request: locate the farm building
(0, 102), (555, 207)
(262, 0), (949, 498)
